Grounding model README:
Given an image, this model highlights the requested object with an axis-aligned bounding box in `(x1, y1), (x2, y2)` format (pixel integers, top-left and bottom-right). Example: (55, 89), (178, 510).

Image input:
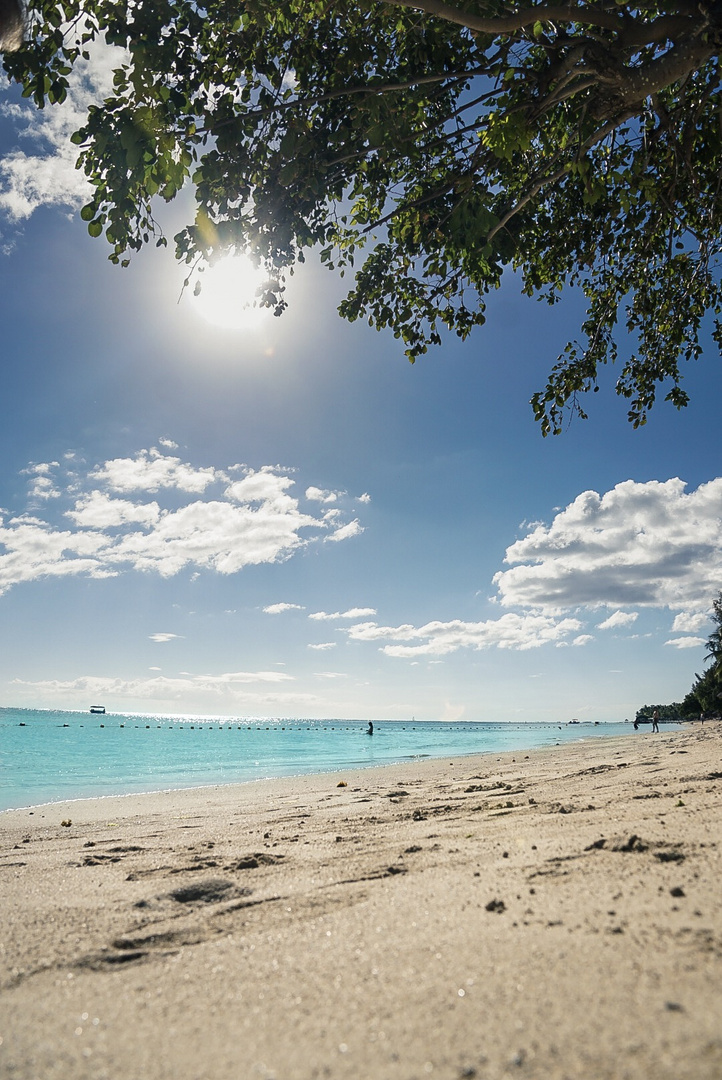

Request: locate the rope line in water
(15, 721), (421, 731)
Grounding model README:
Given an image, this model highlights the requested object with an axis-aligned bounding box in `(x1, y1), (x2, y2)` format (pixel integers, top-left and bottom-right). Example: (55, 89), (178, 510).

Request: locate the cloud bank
(4, 454), (719, 663)
(0, 445), (366, 595)
(9, 671), (313, 710)
(346, 613), (583, 657)
(333, 477), (720, 658)
(494, 478), (722, 614)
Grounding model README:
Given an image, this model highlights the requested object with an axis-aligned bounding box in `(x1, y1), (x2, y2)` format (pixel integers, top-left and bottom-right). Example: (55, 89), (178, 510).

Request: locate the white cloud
(26, 462), (59, 474)
(225, 468), (297, 507)
(309, 607), (376, 621)
(308, 642), (337, 650)
(0, 515), (116, 591)
(597, 610), (639, 630)
(23, 461), (62, 501)
(345, 613), (582, 657)
(494, 478), (722, 614)
(0, 446), (367, 596)
(572, 634), (594, 646)
(263, 602), (305, 614)
(192, 670), (294, 684)
(149, 633), (181, 643)
(93, 448), (219, 494)
(671, 611), (709, 633)
(108, 498), (315, 577)
(357, 493), (371, 504)
(664, 636), (706, 649)
(9, 672), (307, 710)
(29, 475), (61, 501)
(305, 486), (341, 503)
(327, 520), (363, 542)
(67, 491), (161, 529)
(0, 39), (125, 225)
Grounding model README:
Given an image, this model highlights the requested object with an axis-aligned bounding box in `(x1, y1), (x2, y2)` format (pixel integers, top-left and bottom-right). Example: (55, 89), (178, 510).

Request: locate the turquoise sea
(0, 707), (663, 812)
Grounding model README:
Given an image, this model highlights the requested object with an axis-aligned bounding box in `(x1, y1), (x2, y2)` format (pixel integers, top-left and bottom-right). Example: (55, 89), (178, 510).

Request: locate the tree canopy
(3, 1), (722, 431)
(635, 702), (683, 721)
(681, 591), (722, 716)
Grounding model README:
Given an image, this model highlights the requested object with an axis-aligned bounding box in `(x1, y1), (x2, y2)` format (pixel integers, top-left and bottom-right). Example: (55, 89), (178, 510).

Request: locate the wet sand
(1, 722), (721, 1080)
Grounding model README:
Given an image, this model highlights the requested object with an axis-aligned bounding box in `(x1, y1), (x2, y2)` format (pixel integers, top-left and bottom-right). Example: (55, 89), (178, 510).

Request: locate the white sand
(1, 722), (721, 1079)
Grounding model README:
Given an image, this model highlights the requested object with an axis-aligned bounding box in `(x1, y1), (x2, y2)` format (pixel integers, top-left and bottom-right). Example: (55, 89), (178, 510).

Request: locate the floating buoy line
(14, 720), (431, 732)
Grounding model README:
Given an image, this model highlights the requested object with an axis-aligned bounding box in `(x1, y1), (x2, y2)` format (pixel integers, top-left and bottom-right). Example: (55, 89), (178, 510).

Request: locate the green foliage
(680, 667), (721, 716)
(704, 591), (722, 666)
(680, 590), (722, 716)
(635, 703), (684, 722)
(4, 1), (722, 430)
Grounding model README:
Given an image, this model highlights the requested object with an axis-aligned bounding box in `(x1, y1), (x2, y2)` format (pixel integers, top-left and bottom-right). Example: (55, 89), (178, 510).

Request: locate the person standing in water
(367, 721), (374, 735)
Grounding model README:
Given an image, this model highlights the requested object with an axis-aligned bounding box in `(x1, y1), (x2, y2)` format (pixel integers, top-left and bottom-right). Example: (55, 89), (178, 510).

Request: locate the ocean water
(0, 707), (659, 812)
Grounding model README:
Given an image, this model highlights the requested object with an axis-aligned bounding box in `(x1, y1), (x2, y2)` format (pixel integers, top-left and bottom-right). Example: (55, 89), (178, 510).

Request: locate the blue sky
(0, 51), (721, 722)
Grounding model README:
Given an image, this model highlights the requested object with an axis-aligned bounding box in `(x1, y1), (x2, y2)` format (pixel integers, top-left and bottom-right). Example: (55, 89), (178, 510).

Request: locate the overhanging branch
(385, 0), (634, 37)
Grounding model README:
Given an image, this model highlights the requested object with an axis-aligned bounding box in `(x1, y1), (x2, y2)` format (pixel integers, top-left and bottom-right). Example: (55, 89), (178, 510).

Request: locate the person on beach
(652, 709), (660, 733)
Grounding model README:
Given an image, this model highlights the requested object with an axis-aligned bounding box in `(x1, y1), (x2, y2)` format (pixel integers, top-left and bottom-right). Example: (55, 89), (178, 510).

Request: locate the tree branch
(384, 0), (635, 37)
(487, 107), (637, 242)
(610, 37), (717, 107)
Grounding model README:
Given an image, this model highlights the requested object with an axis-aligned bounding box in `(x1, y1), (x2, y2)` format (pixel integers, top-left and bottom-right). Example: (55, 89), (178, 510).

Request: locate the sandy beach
(1, 722), (720, 1080)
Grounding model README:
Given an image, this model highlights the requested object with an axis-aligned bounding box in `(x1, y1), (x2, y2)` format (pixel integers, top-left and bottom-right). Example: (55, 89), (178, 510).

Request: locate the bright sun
(190, 255), (272, 331)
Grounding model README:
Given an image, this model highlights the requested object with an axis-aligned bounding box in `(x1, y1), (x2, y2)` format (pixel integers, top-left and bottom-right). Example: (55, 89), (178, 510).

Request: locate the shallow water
(0, 707), (656, 811)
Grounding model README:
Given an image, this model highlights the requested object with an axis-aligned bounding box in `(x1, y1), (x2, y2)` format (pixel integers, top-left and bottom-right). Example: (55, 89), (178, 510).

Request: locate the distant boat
(90, 705), (106, 714)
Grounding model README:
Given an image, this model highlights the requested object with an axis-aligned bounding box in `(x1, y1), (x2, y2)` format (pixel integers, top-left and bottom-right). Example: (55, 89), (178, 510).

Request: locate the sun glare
(190, 255), (272, 331)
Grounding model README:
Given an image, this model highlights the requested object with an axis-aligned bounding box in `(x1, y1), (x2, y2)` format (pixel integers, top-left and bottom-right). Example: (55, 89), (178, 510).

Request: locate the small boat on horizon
(89, 705), (106, 714)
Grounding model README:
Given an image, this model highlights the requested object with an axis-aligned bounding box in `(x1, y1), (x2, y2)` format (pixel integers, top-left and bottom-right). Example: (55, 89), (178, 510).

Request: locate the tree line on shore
(638, 592), (722, 721)
(679, 592), (722, 717)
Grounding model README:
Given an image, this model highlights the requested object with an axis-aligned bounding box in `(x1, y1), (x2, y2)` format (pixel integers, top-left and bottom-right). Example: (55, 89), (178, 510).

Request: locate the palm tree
(704, 593), (722, 668)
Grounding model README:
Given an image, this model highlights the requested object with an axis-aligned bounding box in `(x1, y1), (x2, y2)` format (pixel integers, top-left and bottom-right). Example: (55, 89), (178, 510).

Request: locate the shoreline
(0, 726), (636, 816)
(2, 722), (720, 1079)
(1, 718), (673, 814)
